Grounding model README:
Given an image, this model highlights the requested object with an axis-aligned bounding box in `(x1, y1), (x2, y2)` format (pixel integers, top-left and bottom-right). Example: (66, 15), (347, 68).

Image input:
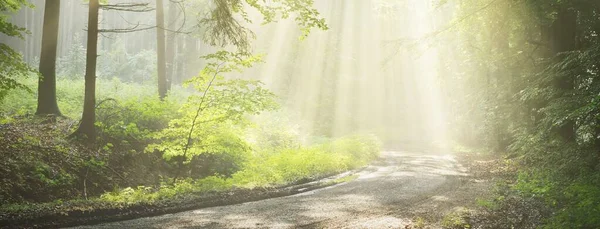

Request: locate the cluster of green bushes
(100, 134), (380, 204)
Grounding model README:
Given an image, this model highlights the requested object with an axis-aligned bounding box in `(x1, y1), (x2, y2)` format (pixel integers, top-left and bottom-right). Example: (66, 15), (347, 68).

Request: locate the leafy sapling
(147, 51), (278, 180)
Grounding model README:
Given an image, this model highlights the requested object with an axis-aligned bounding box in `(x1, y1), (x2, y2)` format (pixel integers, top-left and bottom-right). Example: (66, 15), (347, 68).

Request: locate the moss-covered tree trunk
(36, 0), (62, 116)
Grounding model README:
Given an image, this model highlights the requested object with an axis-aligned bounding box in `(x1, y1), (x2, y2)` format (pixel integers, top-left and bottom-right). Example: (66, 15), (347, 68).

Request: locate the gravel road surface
(75, 151), (471, 228)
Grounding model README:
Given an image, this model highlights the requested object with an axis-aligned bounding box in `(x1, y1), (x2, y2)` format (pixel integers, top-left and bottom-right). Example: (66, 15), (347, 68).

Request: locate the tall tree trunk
(25, 8), (31, 63)
(184, 35), (197, 81)
(156, 0), (167, 99)
(493, 4), (511, 151)
(32, 4), (42, 64)
(549, 8), (577, 143)
(175, 34), (184, 85)
(74, 0), (99, 142)
(165, 0), (177, 90)
(36, 0), (62, 116)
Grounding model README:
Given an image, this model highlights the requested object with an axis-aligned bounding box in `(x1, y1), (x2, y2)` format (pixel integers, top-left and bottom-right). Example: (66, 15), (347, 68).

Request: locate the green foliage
(100, 176), (233, 204)
(0, 77), (185, 119)
(413, 216), (426, 229)
(231, 135), (380, 188)
(58, 35), (157, 83)
(57, 33), (86, 79)
(243, 0), (328, 38)
(0, 79), (184, 204)
(147, 51), (278, 161)
(441, 0), (600, 227)
(95, 95), (180, 144)
(101, 134), (380, 203)
(441, 208), (471, 229)
(201, 0), (328, 51)
(97, 39), (157, 83)
(0, 118), (85, 203)
(0, 0), (35, 102)
(247, 112), (303, 151)
(544, 176), (600, 229)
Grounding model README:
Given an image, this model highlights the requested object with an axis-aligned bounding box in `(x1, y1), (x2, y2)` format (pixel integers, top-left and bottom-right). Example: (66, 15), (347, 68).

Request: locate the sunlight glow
(243, 0), (450, 150)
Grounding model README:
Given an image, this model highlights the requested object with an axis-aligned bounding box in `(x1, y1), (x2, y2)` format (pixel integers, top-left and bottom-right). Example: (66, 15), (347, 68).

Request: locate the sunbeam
(245, 0), (449, 150)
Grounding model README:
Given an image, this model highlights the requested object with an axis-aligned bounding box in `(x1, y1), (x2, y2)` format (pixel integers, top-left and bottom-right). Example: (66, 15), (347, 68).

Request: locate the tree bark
(184, 35), (197, 81)
(36, 0), (62, 116)
(549, 8), (577, 143)
(74, 0), (99, 142)
(156, 0), (167, 99)
(175, 34), (184, 85)
(165, 0), (177, 90)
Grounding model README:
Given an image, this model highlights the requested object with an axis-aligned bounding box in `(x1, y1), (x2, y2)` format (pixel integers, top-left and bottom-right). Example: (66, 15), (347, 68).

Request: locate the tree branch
(100, 3), (154, 12)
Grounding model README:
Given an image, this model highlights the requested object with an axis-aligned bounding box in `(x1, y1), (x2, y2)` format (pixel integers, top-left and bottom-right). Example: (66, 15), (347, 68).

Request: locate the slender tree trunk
(24, 9), (31, 63)
(184, 35), (196, 81)
(36, 0), (62, 116)
(175, 35), (184, 85)
(17, 10), (26, 55)
(165, 0), (177, 90)
(156, 0), (167, 99)
(32, 5), (42, 64)
(74, 0), (99, 142)
(494, 7), (511, 151)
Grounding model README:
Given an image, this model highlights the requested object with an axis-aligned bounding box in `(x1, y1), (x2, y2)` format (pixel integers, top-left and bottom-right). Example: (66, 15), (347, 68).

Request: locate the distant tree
(165, 0), (178, 90)
(156, 0), (167, 99)
(36, 0), (62, 116)
(0, 0), (35, 102)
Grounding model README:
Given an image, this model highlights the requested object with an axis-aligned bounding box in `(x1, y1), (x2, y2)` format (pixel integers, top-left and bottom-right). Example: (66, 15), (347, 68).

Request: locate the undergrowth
(0, 77), (381, 220)
(100, 134), (380, 204)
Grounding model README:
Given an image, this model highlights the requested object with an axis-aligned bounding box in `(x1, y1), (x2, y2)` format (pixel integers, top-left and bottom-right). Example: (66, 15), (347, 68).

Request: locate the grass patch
(99, 135), (380, 204)
(441, 208), (472, 229)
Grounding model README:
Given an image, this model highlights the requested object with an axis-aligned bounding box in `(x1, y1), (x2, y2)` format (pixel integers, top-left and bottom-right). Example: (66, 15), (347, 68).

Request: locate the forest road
(77, 151), (471, 229)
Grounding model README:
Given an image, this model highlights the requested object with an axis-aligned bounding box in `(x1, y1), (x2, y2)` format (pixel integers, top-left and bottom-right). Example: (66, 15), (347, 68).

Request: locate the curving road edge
(74, 151), (475, 229)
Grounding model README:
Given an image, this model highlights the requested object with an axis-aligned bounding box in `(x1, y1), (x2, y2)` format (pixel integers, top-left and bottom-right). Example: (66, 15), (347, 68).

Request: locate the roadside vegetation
(439, 0), (600, 228)
(0, 74), (380, 225)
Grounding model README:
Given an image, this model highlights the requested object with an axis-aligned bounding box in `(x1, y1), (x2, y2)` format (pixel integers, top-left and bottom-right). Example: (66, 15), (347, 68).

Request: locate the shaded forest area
(0, 0), (600, 228)
(440, 0), (600, 228)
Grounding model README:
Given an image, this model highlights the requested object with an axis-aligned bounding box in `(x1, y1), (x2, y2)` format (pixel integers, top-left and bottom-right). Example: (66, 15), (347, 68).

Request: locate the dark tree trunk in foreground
(549, 8), (577, 143)
(36, 0), (62, 116)
(74, 0), (99, 142)
(156, 0), (167, 99)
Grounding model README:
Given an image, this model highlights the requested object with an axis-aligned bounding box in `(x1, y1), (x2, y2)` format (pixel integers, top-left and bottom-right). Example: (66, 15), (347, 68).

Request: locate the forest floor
(72, 151), (502, 229)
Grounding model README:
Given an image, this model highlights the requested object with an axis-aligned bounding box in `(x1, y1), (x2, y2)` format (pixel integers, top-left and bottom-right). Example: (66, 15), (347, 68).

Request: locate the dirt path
(75, 151), (492, 229)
